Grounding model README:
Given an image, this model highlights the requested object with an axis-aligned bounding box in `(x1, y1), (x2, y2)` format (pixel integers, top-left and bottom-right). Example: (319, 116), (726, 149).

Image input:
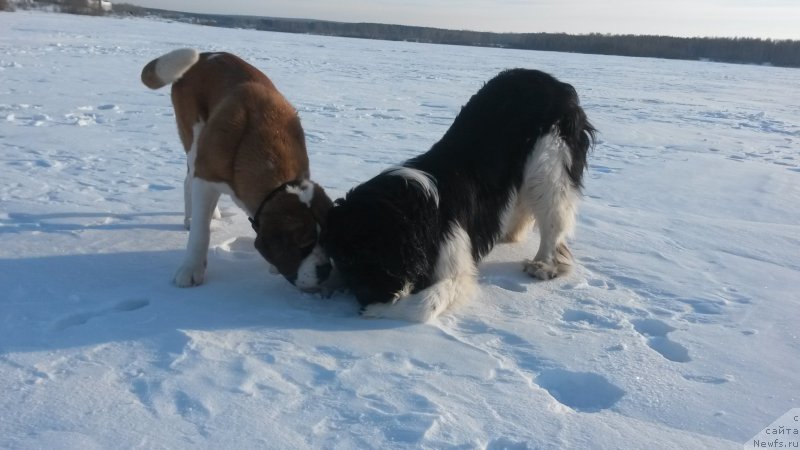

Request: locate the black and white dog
(321, 69), (595, 322)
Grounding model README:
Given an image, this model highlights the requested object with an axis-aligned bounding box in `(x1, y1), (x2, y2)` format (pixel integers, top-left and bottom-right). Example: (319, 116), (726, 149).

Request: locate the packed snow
(1, 10), (799, 449)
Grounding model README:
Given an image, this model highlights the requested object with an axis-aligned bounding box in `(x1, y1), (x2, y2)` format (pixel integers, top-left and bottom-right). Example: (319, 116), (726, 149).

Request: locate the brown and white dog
(141, 49), (333, 291)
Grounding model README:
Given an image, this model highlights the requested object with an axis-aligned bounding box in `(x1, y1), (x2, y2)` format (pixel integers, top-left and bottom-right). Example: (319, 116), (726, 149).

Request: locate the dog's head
(320, 181), (429, 306)
(251, 180), (334, 292)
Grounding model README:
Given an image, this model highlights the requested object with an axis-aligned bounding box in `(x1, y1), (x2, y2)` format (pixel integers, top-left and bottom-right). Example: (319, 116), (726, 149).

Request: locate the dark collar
(248, 180), (304, 231)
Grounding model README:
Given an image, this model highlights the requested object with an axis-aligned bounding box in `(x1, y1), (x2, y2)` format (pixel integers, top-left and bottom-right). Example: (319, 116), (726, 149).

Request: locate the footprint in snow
(444, 318), (626, 415)
(173, 390), (211, 421)
(679, 297), (726, 315)
(587, 278), (617, 290)
(536, 369), (625, 413)
(52, 298), (150, 331)
(130, 377), (161, 412)
(590, 165), (619, 175)
(631, 318), (691, 363)
(561, 309), (622, 330)
(487, 437), (533, 450)
(114, 299), (150, 312)
(683, 374), (733, 385)
(147, 184), (175, 191)
(26, 114), (51, 127)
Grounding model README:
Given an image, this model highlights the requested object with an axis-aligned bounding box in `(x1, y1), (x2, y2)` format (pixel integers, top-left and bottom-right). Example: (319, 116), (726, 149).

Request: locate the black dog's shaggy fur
(322, 69), (595, 322)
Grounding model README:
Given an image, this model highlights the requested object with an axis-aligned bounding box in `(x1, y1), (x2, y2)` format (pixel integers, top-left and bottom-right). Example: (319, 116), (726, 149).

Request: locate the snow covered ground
(1, 10), (799, 449)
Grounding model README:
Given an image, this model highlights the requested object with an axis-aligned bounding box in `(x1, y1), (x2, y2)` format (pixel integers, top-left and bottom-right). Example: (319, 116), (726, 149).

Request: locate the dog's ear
(292, 219), (317, 249)
(274, 215), (316, 247)
(310, 183), (334, 227)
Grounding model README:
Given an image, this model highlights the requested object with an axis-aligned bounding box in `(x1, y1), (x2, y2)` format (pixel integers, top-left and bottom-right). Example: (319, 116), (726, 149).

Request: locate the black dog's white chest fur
(322, 69), (595, 322)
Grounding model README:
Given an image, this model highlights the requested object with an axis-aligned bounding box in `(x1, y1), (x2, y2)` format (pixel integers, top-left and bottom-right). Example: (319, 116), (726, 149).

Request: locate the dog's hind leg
(521, 130), (580, 280)
(174, 178), (222, 287)
(182, 175), (217, 230)
(361, 223), (478, 322)
(182, 170), (219, 230)
(183, 166), (192, 230)
(500, 194), (535, 244)
(182, 121), (221, 230)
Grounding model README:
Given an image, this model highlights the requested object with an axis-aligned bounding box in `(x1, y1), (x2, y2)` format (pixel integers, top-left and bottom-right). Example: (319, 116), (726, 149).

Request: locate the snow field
(1, 11), (799, 449)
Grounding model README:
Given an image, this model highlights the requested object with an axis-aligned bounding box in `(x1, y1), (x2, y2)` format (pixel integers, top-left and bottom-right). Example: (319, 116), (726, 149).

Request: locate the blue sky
(123, 0), (800, 40)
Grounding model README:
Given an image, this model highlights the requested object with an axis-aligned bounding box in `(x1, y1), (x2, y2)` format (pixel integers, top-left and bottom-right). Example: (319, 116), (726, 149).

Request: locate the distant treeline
(21, 2), (800, 68)
(7, 0), (108, 15)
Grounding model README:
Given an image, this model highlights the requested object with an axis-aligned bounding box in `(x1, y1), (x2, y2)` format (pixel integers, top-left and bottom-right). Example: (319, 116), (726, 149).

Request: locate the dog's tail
(141, 48), (200, 90)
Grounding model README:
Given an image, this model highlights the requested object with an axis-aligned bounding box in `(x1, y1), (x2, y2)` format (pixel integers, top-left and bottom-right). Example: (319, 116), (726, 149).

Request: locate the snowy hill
(1, 10), (798, 449)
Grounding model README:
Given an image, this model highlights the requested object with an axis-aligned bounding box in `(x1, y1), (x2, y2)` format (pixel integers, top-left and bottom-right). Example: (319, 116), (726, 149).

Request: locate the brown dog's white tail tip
(141, 48), (200, 90)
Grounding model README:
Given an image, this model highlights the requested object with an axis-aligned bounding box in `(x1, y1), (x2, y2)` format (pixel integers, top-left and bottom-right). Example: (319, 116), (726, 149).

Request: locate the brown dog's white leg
(183, 169), (220, 231)
(174, 178), (221, 287)
(183, 121), (220, 230)
(183, 167), (192, 230)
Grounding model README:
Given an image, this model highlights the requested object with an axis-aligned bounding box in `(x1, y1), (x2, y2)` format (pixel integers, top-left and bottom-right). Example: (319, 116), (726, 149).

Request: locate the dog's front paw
(174, 261), (206, 287)
(523, 259), (559, 280)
